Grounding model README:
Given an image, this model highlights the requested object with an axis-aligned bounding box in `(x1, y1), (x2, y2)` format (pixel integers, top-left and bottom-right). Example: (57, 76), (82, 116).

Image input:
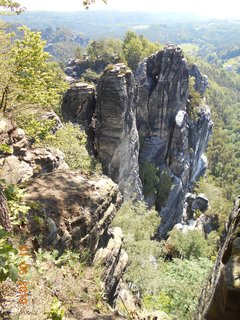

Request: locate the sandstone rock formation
(61, 82), (96, 131)
(62, 46), (213, 239)
(134, 45), (213, 238)
(195, 196), (240, 320)
(0, 119), (68, 184)
(95, 63), (143, 199)
(189, 63), (209, 97)
(26, 171), (122, 254)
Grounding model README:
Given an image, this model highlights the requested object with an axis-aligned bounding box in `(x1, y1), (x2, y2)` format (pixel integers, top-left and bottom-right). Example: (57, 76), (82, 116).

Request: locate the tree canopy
(0, 0), (24, 14)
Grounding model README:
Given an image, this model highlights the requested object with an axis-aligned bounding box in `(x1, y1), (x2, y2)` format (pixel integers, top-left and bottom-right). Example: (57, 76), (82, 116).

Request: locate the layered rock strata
(26, 171), (122, 254)
(61, 82), (96, 131)
(94, 63), (143, 199)
(94, 227), (128, 305)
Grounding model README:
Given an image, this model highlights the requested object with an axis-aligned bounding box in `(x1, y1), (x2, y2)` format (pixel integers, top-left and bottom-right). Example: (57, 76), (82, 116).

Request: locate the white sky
(20, 0), (240, 18)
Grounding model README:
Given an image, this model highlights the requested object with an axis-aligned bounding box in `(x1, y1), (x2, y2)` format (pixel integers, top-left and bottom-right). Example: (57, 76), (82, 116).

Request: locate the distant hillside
(2, 11), (240, 72)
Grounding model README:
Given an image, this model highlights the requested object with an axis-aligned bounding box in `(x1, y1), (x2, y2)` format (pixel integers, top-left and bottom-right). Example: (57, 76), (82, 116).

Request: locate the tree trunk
(0, 187), (12, 231)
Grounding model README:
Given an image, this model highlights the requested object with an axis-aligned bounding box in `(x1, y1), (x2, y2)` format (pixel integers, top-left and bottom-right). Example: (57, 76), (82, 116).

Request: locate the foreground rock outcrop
(0, 118), (68, 184)
(26, 171), (122, 254)
(195, 196), (240, 320)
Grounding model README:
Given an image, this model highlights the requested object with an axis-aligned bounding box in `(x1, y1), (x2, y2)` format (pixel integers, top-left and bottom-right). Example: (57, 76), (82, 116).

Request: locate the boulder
(0, 156), (33, 184)
(192, 193), (209, 212)
(40, 111), (63, 134)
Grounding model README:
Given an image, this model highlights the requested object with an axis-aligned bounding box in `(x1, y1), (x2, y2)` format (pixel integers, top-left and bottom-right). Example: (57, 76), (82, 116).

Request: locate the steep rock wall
(195, 196), (240, 320)
(94, 63), (143, 199)
(62, 46), (213, 239)
(135, 45), (213, 238)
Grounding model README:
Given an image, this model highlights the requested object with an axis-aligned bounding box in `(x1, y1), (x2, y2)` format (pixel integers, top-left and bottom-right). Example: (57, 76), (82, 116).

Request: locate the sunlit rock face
(64, 46), (213, 238)
(0, 118), (68, 185)
(195, 196), (240, 320)
(94, 63), (143, 200)
(135, 45), (213, 238)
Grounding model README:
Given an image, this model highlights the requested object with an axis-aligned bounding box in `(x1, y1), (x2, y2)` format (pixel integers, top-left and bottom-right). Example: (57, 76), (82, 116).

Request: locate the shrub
(81, 68), (100, 83)
(46, 297), (65, 320)
(44, 123), (102, 174)
(158, 258), (213, 319)
(112, 201), (214, 319)
(15, 112), (55, 144)
(140, 161), (159, 196)
(112, 201), (162, 291)
(1, 181), (30, 226)
(0, 227), (18, 282)
(156, 170), (172, 208)
(187, 77), (202, 120)
(164, 228), (210, 260)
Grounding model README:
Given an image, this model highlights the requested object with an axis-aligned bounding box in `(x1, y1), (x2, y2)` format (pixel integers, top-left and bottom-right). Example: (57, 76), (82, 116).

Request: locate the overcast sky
(20, 0), (240, 18)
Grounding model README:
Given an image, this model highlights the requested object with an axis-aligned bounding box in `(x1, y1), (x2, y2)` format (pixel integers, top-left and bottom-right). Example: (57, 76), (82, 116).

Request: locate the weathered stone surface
(0, 156), (33, 184)
(134, 45), (213, 238)
(0, 119), (69, 184)
(95, 64), (143, 199)
(189, 63), (208, 97)
(136, 45), (189, 140)
(68, 46), (212, 238)
(65, 58), (119, 80)
(195, 213), (219, 234)
(94, 227), (128, 305)
(192, 193), (209, 212)
(26, 171), (122, 253)
(195, 196), (240, 320)
(61, 82), (96, 130)
(189, 105), (213, 186)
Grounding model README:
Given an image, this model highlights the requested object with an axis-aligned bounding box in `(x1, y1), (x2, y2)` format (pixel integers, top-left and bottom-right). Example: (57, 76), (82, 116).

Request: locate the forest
(0, 1), (239, 319)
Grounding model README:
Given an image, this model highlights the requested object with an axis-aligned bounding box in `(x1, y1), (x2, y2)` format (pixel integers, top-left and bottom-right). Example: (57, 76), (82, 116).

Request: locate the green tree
(0, 0), (24, 14)
(164, 228), (210, 260)
(0, 22), (15, 112)
(122, 31), (161, 71)
(11, 26), (68, 110)
(87, 38), (122, 63)
(74, 45), (83, 60)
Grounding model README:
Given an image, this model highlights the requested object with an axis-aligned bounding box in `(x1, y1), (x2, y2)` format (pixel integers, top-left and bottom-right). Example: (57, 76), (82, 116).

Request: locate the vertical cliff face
(94, 64), (143, 199)
(135, 45), (189, 141)
(134, 45), (213, 238)
(62, 45), (213, 239)
(195, 196), (240, 320)
(61, 83), (96, 131)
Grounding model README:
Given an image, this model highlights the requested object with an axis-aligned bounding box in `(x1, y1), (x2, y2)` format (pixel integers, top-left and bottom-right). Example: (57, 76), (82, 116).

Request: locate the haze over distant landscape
(20, 0), (240, 18)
